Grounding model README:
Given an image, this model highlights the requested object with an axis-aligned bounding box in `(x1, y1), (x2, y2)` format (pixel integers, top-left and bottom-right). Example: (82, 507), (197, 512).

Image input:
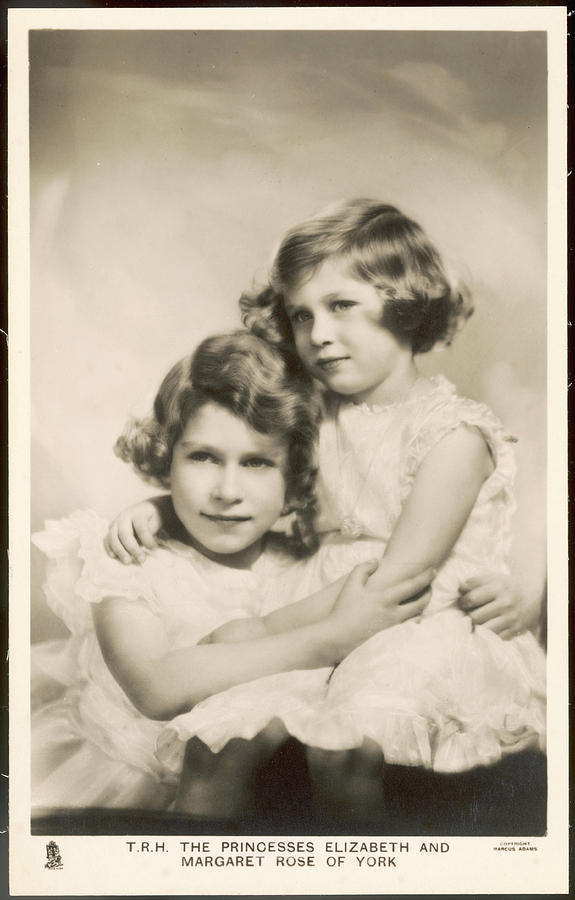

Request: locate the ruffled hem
(156, 667), (331, 772)
(32, 700), (178, 811)
(157, 613), (546, 775)
(297, 613), (546, 772)
(33, 743), (177, 812)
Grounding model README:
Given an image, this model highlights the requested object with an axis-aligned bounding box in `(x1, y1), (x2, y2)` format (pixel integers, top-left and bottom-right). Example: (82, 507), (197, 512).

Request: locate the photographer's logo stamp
(44, 840), (63, 869)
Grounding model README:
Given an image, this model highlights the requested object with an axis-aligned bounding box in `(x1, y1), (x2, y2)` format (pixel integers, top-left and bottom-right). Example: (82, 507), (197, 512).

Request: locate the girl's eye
(188, 451), (218, 464)
(289, 309), (312, 325)
(242, 457), (275, 469)
(331, 299), (356, 312)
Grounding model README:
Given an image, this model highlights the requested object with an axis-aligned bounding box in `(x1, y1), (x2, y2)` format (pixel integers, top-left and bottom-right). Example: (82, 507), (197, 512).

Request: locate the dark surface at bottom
(32, 741), (547, 836)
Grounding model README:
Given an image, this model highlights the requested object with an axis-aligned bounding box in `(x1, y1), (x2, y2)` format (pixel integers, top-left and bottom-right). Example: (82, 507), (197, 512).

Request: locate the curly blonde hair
(241, 199), (473, 355)
(115, 331), (321, 557)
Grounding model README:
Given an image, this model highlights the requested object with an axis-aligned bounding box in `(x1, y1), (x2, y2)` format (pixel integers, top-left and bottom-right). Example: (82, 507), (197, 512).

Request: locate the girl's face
(170, 402), (288, 568)
(285, 258), (415, 406)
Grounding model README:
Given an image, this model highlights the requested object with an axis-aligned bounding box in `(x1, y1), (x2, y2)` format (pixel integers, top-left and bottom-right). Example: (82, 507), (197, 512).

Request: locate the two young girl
(31, 330), (429, 816)
(107, 200), (546, 813)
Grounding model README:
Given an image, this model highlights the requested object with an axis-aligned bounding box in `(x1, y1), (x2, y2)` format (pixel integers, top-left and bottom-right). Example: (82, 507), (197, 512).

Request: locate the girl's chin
(314, 369), (366, 396)
(322, 377), (365, 397)
(315, 372), (353, 391)
(187, 533), (264, 569)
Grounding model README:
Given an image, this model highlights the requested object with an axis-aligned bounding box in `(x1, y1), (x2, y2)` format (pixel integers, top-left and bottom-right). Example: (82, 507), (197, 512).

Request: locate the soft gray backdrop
(30, 30), (547, 640)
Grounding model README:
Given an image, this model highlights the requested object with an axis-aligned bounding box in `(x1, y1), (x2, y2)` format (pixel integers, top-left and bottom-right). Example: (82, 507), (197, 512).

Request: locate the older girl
(32, 330), (430, 817)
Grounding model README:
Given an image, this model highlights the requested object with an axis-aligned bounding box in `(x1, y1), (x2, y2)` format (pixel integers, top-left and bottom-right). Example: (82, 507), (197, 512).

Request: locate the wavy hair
(241, 199), (473, 355)
(115, 331), (321, 557)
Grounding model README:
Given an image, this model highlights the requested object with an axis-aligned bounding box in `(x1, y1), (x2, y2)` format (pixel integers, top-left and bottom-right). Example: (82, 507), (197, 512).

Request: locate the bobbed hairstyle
(241, 199), (473, 355)
(115, 331), (321, 557)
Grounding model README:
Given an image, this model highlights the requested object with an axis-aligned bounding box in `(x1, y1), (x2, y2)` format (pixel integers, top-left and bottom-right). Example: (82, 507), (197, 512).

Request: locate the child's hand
(198, 617), (268, 645)
(104, 500), (163, 564)
(329, 562), (433, 657)
(457, 574), (542, 640)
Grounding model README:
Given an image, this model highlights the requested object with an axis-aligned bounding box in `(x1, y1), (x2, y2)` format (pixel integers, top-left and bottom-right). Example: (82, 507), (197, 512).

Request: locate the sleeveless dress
(31, 510), (293, 813)
(162, 376), (546, 774)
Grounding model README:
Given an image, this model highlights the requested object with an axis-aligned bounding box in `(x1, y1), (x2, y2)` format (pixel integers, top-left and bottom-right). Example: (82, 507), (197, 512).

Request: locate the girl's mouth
(316, 356), (349, 372)
(201, 513), (252, 524)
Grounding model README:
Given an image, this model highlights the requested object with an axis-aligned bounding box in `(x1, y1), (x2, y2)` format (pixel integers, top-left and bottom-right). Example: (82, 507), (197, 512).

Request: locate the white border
(8, 6), (568, 896)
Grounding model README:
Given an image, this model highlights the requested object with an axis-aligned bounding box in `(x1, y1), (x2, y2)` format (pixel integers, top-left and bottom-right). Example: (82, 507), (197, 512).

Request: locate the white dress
(31, 510), (294, 813)
(163, 376), (546, 773)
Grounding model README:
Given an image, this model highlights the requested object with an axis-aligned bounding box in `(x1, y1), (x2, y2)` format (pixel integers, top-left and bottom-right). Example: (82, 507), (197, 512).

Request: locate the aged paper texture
(8, 5), (568, 896)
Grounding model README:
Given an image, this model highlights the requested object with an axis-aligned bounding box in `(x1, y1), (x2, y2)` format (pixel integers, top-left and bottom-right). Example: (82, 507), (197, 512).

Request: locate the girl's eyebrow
(242, 448), (283, 461)
(324, 292), (355, 302)
(178, 440), (217, 451)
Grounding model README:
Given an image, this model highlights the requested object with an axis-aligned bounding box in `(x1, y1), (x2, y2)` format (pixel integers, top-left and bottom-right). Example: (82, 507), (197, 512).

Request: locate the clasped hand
(327, 561), (433, 657)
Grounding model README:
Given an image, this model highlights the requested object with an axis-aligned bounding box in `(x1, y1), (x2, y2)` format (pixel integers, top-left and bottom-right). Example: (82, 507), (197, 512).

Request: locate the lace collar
(330, 374), (456, 417)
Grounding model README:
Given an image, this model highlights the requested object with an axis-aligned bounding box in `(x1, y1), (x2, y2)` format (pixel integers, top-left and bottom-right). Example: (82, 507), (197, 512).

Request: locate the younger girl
(31, 330), (431, 816)
(108, 201), (545, 791)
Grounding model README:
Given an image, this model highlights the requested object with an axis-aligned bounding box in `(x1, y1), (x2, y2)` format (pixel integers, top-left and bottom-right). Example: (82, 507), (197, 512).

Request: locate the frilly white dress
(161, 376), (546, 773)
(31, 510), (294, 813)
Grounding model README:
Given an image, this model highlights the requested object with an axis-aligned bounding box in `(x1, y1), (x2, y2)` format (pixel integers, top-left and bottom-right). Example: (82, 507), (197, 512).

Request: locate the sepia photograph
(9, 6), (568, 896)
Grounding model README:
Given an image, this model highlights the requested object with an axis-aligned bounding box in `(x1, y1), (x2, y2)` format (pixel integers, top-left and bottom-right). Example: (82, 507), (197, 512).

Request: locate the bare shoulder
(419, 424), (493, 483)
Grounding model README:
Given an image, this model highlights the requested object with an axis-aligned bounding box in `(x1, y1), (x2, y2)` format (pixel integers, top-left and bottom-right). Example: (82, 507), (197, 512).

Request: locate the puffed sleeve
(32, 509), (156, 636)
(402, 391), (517, 506)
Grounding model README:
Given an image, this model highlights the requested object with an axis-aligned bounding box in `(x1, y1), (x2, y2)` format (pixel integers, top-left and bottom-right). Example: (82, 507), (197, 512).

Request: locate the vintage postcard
(8, 5), (568, 896)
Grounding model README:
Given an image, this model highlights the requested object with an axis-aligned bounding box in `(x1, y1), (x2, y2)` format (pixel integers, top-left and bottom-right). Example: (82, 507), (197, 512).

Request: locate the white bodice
(314, 375), (517, 613)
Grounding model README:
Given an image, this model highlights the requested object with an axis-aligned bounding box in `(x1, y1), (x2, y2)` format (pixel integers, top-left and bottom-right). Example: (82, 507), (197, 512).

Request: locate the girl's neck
(351, 356), (420, 407)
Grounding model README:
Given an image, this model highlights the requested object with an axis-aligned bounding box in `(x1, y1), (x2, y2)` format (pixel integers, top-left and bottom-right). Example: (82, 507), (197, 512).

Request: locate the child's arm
(200, 577), (349, 644)
(366, 425), (493, 592)
(92, 565), (432, 720)
(200, 559), (433, 645)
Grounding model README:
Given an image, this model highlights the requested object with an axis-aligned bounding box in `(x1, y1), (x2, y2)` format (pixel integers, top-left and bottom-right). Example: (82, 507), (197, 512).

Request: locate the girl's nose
(310, 311), (334, 347)
(211, 465), (242, 504)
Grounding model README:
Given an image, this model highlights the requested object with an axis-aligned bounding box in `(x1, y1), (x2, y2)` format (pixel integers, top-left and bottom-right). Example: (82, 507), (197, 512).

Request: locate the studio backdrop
(30, 29), (547, 641)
